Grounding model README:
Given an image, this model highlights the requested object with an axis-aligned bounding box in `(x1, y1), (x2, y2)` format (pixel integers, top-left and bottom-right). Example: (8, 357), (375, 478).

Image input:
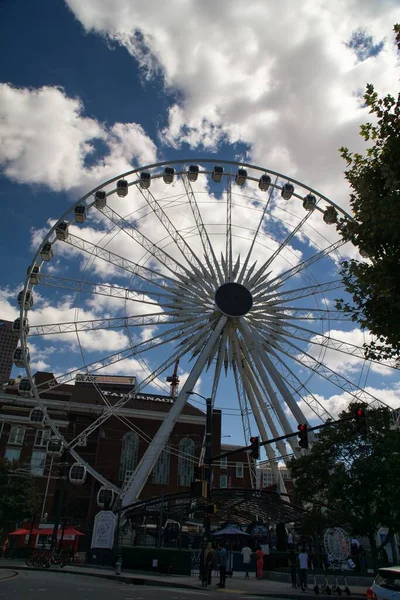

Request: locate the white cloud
(297, 383), (400, 422)
(0, 84), (157, 193)
(304, 327), (397, 377)
(66, 0), (399, 212)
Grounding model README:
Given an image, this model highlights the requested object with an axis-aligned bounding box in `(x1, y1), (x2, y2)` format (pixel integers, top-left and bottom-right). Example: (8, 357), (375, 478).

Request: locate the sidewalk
(0, 560), (369, 598)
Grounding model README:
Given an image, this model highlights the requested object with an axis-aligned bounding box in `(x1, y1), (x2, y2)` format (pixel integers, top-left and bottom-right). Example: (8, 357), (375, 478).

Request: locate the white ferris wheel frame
(16, 158), (394, 507)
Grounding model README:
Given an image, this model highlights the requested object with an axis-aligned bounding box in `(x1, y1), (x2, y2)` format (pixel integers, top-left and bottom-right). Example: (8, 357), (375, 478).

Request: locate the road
(0, 569), (276, 599)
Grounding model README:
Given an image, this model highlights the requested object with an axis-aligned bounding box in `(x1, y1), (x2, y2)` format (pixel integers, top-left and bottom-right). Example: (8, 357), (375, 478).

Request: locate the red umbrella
(8, 528), (30, 536)
(33, 527), (84, 536)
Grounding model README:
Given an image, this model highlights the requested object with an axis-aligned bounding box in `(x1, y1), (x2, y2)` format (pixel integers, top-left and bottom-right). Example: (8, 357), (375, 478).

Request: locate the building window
(31, 450), (46, 476)
(119, 432), (139, 481)
(5, 447), (21, 462)
(220, 456), (227, 470)
(35, 429), (51, 447)
(220, 475), (228, 488)
(8, 427), (25, 445)
(152, 442), (170, 485)
(178, 438), (195, 487)
(236, 462), (244, 478)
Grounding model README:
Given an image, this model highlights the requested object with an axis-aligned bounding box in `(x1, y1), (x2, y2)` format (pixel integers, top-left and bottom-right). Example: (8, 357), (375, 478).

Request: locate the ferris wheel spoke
(237, 176), (278, 285)
(120, 315), (228, 505)
(248, 209), (315, 289)
(238, 319), (301, 456)
(38, 274), (172, 306)
(29, 312), (172, 336)
(267, 346), (334, 422)
(97, 203), (209, 295)
(182, 174), (224, 285)
(137, 186), (217, 291)
(278, 337), (390, 409)
(69, 333), (201, 450)
(62, 233), (179, 293)
(268, 238), (347, 289)
(251, 306), (353, 321)
(254, 279), (343, 305)
(36, 316), (206, 393)
(226, 174), (233, 281)
(280, 322), (399, 370)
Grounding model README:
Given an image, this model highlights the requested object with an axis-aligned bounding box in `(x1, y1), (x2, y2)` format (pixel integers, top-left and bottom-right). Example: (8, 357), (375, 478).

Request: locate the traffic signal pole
(211, 413), (360, 463)
(204, 396), (213, 542)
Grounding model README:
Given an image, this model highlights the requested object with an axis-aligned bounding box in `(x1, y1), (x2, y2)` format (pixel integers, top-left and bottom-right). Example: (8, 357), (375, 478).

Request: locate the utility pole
(204, 396), (213, 543)
(51, 448), (70, 551)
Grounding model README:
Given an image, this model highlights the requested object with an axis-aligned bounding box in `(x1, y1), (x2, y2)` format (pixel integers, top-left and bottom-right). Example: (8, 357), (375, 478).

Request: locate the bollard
(115, 555), (122, 575)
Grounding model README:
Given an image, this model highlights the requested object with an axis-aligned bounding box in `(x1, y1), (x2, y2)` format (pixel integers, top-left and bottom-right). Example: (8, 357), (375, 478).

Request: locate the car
(367, 566), (400, 600)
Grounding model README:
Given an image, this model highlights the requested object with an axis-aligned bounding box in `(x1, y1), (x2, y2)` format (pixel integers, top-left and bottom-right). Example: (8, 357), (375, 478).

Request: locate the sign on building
(91, 510), (117, 549)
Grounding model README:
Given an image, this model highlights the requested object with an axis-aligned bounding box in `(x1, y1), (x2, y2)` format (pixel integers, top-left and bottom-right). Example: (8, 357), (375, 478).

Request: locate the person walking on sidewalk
(204, 542), (215, 586)
(288, 548), (297, 587)
(255, 545), (264, 580)
(298, 547), (309, 590)
(241, 544), (252, 579)
(217, 543), (227, 588)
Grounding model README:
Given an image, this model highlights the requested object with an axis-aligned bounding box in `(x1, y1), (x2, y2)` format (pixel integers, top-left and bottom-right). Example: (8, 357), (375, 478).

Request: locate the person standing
(241, 544), (252, 579)
(217, 543), (227, 588)
(288, 549), (297, 587)
(298, 547), (309, 590)
(256, 545), (264, 580)
(2, 538), (9, 559)
(204, 542), (215, 586)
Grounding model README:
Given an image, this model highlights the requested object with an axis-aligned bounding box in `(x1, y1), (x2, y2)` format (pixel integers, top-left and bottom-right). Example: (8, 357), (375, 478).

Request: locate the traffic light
(297, 424), (309, 449)
(250, 436), (260, 459)
(207, 504), (217, 514)
(354, 407), (368, 434)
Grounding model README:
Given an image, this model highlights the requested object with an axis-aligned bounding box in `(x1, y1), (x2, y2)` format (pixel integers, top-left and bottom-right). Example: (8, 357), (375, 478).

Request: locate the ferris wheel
(14, 158), (395, 507)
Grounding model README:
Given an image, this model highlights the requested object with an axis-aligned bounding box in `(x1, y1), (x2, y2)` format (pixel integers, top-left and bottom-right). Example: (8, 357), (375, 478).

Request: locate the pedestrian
(204, 542), (215, 586)
(256, 545), (264, 580)
(241, 543), (252, 579)
(1, 538), (9, 559)
(298, 547), (309, 590)
(217, 543), (227, 588)
(288, 548), (297, 587)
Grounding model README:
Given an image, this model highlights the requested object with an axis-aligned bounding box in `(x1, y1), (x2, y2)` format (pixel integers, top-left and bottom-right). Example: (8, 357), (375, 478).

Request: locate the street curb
(0, 570), (18, 581)
(0, 565), (365, 597)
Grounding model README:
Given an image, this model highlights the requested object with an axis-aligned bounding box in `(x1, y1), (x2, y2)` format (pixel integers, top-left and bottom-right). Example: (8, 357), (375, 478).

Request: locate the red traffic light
(249, 436), (260, 459)
(354, 407), (367, 434)
(297, 423), (309, 449)
(356, 408), (364, 417)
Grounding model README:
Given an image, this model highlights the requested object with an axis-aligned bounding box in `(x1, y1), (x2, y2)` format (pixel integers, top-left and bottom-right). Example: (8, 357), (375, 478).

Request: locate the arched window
(151, 442), (170, 485)
(178, 437), (195, 487)
(119, 432), (139, 481)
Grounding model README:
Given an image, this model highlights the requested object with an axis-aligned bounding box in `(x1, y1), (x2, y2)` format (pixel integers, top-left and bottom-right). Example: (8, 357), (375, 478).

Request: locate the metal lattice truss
(16, 159), (398, 506)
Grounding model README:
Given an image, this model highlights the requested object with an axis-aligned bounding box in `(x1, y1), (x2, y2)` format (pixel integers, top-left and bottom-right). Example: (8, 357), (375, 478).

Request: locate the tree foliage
(0, 458), (41, 529)
(336, 24), (400, 362)
(288, 403), (400, 563)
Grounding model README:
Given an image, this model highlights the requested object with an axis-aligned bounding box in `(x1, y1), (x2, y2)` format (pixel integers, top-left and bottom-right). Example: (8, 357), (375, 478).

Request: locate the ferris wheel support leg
(260, 350), (316, 442)
(120, 316), (227, 508)
(239, 320), (301, 457)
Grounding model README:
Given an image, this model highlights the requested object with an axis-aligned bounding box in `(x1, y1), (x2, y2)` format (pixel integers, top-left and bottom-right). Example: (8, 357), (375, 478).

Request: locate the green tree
(336, 24), (400, 363)
(0, 458), (41, 530)
(288, 404), (400, 568)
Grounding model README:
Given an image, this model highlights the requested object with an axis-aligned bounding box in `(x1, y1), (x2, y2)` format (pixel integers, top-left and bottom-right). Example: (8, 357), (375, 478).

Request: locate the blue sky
(1, 0), (399, 460)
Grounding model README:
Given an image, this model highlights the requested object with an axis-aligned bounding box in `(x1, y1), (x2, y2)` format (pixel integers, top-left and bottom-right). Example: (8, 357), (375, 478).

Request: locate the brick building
(0, 320), (19, 385)
(0, 371), (252, 523)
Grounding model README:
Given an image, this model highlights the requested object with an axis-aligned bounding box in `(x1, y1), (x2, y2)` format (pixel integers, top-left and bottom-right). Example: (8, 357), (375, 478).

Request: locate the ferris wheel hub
(215, 282), (253, 317)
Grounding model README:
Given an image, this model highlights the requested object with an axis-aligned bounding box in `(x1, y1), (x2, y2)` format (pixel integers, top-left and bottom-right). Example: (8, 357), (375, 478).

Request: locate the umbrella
(8, 528), (30, 536)
(33, 528), (84, 536)
(212, 527), (250, 537)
